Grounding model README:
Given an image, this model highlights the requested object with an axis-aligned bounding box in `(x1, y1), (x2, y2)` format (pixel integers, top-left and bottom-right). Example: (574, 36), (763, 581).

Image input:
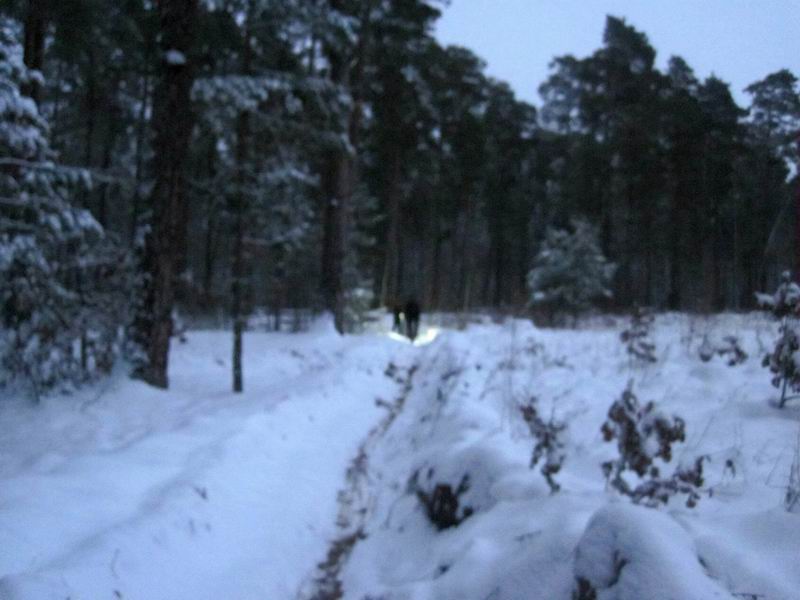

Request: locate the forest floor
(1, 313), (799, 599)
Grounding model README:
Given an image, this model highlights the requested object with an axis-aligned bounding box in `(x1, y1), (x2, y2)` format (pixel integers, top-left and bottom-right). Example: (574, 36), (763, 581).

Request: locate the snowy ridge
(337, 316), (800, 600)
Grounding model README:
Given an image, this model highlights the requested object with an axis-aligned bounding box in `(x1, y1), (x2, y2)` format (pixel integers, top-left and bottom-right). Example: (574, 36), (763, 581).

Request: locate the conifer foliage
(0, 18), (129, 396)
(527, 219), (615, 323)
(130, 0), (198, 390)
(0, 3), (796, 398)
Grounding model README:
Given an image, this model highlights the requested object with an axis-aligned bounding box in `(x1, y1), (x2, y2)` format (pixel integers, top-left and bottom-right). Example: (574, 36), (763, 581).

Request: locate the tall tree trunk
(380, 151), (402, 307)
(134, 0), (198, 389)
(201, 141), (219, 307)
(231, 6), (256, 393)
(321, 153), (351, 332)
(458, 193), (475, 312)
(422, 198), (437, 310)
(666, 181), (684, 310)
(51, 60), (64, 148)
(130, 71), (152, 245)
(231, 109), (249, 393)
(485, 207), (507, 307)
(320, 0), (373, 333)
(22, 0), (46, 104)
(81, 49), (97, 210)
(202, 189), (218, 305)
(97, 119), (117, 228)
(643, 204), (654, 307)
(492, 228), (506, 307)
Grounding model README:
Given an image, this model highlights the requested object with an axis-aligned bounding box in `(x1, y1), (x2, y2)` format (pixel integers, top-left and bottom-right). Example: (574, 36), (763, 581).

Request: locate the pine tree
(745, 70), (800, 164)
(130, 0), (198, 389)
(0, 17), (129, 396)
(527, 218), (615, 323)
(191, 0), (338, 388)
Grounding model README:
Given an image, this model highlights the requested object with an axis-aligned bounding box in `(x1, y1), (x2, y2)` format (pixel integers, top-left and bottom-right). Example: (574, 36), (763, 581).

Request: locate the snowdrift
(573, 503), (732, 599)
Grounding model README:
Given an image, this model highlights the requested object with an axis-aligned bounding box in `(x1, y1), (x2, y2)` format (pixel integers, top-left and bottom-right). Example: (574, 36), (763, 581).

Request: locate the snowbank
(339, 314), (800, 600)
(573, 503), (732, 599)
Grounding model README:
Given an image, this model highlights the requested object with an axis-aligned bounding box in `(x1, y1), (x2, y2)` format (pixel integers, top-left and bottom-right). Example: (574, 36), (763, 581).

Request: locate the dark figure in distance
(404, 300), (421, 341)
(392, 304), (403, 333)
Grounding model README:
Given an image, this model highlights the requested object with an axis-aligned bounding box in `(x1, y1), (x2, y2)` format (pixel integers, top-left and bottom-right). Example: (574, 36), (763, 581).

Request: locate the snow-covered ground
(0, 319), (417, 600)
(1, 313), (799, 599)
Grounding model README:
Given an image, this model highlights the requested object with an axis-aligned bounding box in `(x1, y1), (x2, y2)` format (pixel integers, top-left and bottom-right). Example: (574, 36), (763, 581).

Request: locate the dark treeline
(1, 0), (798, 391)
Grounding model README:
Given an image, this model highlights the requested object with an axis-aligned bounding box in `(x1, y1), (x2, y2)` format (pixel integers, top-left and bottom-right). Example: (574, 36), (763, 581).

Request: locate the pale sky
(435, 0), (800, 107)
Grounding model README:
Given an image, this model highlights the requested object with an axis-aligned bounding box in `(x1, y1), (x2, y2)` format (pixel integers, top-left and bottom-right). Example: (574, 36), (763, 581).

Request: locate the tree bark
(321, 153), (351, 332)
(231, 5), (257, 393)
(202, 179), (219, 305)
(458, 193), (475, 312)
(130, 71), (152, 245)
(231, 110), (249, 393)
(134, 0), (198, 389)
(379, 151), (402, 307)
(320, 0), (373, 333)
(97, 115), (118, 229)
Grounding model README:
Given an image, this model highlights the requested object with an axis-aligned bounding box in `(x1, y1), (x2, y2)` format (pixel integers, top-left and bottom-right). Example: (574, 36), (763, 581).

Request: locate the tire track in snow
(297, 361), (419, 600)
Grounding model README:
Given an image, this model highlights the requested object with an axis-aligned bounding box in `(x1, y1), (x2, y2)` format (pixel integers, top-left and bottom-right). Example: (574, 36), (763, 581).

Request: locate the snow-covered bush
(573, 504), (732, 600)
(756, 270), (800, 318)
(0, 18), (130, 396)
(757, 271), (800, 408)
(412, 471), (473, 530)
(620, 306), (657, 363)
(520, 399), (567, 493)
(715, 335), (748, 366)
(698, 335), (715, 362)
(699, 334), (748, 366)
(527, 218), (615, 324)
(600, 382), (705, 508)
(408, 443), (513, 530)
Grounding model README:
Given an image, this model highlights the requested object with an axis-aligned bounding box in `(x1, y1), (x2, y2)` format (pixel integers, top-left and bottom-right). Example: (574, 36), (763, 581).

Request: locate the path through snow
(0, 323), (417, 600)
(297, 361), (419, 600)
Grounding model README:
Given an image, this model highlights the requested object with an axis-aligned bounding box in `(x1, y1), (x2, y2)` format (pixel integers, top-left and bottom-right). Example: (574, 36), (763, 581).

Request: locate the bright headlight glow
(386, 327), (440, 346)
(413, 327), (440, 346)
(386, 330), (409, 343)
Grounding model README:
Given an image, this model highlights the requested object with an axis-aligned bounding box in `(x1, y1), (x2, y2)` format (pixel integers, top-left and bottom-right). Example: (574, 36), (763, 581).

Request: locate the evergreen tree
(130, 0), (198, 389)
(1, 2), (796, 369)
(0, 17), (129, 396)
(746, 69), (800, 164)
(527, 218), (615, 323)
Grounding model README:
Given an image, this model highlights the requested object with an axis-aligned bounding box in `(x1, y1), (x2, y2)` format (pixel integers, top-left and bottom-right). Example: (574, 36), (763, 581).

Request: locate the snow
(574, 503), (732, 599)
(164, 49), (186, 66)
(0, 323), (416, 600)
(2, 313), (800, 599)
(339, 314), (800, 599)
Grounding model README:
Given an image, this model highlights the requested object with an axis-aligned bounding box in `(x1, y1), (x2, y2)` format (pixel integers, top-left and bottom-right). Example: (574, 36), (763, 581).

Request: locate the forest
(3, 3), (800, 599)
(1, 0), (799, 394)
